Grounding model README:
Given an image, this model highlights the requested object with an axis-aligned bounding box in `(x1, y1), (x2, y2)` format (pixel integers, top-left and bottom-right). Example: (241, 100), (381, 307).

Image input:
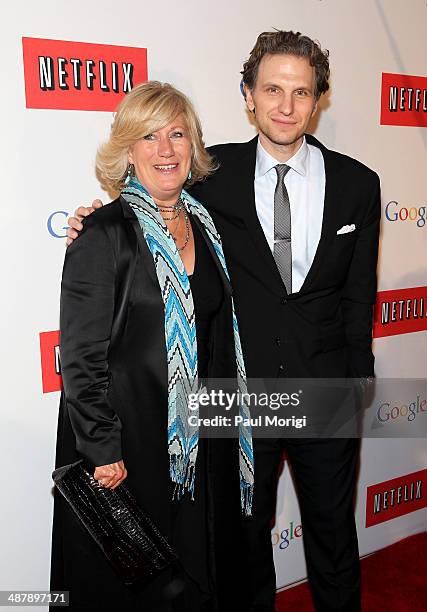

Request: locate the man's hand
(94, 459), (127, 490)
(66, 199), (104, 246)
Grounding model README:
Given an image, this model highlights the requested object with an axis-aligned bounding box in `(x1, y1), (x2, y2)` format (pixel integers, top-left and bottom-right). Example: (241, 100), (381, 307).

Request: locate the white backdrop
(1, 0), (426, 603)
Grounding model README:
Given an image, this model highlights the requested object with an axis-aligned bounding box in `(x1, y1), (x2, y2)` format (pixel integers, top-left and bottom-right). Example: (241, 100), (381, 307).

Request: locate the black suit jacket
(190, 134), (381, 379)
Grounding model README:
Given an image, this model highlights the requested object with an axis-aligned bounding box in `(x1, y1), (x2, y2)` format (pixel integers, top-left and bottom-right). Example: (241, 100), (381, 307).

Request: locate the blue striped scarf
(121, 178), (254, 515)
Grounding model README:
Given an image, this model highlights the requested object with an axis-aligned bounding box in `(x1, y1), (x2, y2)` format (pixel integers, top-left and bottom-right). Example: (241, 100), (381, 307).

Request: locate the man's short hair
(241, 30), (330, 100)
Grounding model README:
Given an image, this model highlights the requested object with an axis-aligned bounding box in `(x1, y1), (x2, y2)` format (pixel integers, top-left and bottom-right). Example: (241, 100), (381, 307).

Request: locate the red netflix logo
(366, 469), (427, 527)
(22, 37), (148, 111)
(380, 73), (427, 127)
(39, 330), (62, 393)
(373, 286), (427, 338)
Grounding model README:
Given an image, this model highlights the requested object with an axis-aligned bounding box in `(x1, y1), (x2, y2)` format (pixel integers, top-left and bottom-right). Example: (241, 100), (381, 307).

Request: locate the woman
(50, 81), (254, 612)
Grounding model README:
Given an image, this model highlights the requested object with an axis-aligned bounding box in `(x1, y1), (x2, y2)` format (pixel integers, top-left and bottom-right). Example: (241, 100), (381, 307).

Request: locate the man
(67, 30), (380, 611)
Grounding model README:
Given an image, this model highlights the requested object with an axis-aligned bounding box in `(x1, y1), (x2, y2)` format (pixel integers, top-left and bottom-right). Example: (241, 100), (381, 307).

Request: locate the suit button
(281, 297), (288, 305)
(275, 338), (281, 346)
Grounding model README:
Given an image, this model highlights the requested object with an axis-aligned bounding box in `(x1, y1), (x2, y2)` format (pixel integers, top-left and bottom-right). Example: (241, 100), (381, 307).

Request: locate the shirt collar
(255, 135), (309, 178)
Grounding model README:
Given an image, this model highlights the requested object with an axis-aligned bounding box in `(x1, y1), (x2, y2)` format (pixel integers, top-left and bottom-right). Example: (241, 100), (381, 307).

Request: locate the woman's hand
(66, 199), (104, 246)
(94, 460), (127, 490)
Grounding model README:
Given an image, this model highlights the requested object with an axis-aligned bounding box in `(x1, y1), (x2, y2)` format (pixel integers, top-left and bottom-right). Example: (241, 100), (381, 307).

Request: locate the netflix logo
(22, 37), (148, 111)
(39, 330), (62, 393)
(366, 469), (427, 527)
(380, 73), (427, 127)
(373, 286), (427, 338)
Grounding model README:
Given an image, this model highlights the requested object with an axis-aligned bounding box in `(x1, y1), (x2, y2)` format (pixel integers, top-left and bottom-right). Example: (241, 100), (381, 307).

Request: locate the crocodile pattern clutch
(52, 460), (177, 585)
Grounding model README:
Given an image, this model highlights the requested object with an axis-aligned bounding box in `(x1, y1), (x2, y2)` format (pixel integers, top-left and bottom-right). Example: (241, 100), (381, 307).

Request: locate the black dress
(50, 211), (241, 612)
(168, 215), (225, 611)
(178, 217), (243, 612)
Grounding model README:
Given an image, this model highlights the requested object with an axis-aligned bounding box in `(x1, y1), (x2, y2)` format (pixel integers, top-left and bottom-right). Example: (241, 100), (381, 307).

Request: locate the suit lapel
(296, 135), (344, 295)
(229, 137), (285, 296)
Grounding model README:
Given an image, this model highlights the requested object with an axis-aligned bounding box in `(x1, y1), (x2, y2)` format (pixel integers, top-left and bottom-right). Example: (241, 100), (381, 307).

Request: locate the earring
(187, 170), (192, 181)
(124, 163), (134, 186)
(239, 79), (247, 100)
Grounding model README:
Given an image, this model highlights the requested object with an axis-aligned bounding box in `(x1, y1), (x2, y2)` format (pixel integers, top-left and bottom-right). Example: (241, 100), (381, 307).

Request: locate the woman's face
(128, 114), (192, 205)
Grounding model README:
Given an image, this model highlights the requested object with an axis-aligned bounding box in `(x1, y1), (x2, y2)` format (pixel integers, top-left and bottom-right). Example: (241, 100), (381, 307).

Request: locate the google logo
(385, 201), (426, 228)
(47, 211), (69, 238)
(377, 395), (427, 423)
(271, 520), (302, 550)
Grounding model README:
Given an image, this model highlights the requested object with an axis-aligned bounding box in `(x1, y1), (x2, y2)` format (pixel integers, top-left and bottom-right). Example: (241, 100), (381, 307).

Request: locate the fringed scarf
(121, 178), (254, 515)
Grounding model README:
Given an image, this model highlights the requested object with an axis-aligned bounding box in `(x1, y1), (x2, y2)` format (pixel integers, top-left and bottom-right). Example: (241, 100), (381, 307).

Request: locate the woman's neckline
(187, 213), (196, 279)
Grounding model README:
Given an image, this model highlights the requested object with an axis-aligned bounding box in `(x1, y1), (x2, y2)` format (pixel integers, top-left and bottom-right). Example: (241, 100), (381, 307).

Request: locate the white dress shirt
(254, 136), (326, 293)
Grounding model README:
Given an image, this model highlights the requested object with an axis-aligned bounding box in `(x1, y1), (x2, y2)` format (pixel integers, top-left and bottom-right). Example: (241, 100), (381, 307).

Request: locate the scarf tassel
(240, 482), (254, 517)
(170, 455), (196, 501)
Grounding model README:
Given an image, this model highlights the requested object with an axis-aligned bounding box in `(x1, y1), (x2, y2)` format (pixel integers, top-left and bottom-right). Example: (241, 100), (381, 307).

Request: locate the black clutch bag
(52, 460), (177, 586)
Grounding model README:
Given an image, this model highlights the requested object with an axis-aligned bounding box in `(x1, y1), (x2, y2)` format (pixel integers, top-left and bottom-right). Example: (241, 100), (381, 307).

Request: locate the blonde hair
(96, 81), (217, 198)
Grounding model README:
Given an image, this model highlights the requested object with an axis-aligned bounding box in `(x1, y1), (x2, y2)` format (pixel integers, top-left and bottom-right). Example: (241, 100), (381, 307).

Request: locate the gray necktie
(274, 164), (292, 293)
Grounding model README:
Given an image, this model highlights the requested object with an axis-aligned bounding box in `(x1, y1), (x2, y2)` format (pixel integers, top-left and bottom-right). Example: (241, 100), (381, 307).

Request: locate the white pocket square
(336, 224), (356, 235)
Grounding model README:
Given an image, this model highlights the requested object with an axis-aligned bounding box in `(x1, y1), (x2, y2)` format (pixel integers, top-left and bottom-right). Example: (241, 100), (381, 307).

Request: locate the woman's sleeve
(59, 215), (123, 467)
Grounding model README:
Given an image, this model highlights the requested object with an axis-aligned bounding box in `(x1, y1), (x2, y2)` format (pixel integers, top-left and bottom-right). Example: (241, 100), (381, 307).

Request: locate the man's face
(245, 53), (318, 157)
